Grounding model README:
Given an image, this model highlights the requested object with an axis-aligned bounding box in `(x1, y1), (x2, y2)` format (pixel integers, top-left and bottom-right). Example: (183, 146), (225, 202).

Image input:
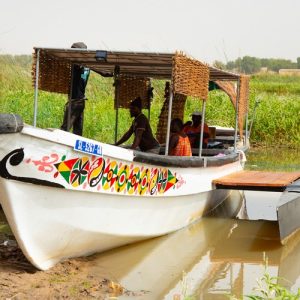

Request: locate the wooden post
(114, 66), (120, 144)
(33, 49), (40, 127)
(245, 111), (249, 146)
(67, 65), (75, 132)
(198, 100), (206, 158)
(164, 86), (173, 155)
(234, 79), (241, 152)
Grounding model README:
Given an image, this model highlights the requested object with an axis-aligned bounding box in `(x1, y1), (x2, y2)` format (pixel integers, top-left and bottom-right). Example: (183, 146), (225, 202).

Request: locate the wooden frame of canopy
(32, 47), (248, 155)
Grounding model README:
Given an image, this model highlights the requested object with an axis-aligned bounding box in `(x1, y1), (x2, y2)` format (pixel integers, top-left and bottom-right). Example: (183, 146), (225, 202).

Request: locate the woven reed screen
(215, 75), (250, 138)
(172, 52), (209, 100)
(214, 80), (237, 108)
(32, 50), (71, 94)
(238, 75), (250, 138)
(156, 82), (187, 143)
(115, 75), (151, 109)
(238, 75), (250, 117)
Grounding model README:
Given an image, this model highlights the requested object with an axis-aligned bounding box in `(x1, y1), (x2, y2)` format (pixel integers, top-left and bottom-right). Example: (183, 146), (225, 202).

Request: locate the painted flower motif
(70, 158), (90, 187)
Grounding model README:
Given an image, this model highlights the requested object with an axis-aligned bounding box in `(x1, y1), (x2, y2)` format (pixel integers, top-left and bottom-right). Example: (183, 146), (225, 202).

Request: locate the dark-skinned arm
(115, 127), (133, 146)
(131, 128), (144, 149)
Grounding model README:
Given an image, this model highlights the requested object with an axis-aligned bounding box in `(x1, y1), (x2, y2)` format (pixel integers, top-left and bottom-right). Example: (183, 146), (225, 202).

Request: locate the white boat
(0, 48), (250, 270)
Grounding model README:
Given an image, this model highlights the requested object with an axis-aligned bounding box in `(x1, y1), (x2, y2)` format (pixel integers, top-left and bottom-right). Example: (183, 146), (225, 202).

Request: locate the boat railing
(133, 149), (239, 168)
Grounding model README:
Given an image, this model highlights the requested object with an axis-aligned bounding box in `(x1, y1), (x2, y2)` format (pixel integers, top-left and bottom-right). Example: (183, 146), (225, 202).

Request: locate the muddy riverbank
(0, 240), (125, 299)
(0, 216), (129, 299)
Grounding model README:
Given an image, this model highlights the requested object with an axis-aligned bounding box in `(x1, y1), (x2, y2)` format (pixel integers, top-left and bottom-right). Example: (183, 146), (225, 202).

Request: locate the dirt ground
(0, 235), (126, 300)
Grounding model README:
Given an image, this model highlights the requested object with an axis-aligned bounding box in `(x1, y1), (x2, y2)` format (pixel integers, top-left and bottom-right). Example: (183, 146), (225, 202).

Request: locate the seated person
(169, 118), (192, 156)
(115, 97), (160, 154)
(183, 111), (210, 148)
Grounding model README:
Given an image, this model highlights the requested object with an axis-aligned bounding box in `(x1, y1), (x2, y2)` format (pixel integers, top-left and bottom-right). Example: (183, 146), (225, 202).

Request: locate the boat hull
(0, 178), (231, 270)
(0, 125), (243, 270)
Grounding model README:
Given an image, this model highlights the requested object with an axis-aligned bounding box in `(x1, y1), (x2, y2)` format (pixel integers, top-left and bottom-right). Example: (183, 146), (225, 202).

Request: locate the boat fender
(0, 113), (24, 133)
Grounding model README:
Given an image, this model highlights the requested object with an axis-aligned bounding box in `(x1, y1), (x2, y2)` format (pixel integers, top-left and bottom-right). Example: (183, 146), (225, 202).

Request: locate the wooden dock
(213, 171), (300, 192)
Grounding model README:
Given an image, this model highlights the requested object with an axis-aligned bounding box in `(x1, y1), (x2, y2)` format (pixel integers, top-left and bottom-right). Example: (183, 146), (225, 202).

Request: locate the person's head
(129, 97), (142, 117)
(71, 42), (87, 49)
(171, 118), (184, 133)
(191, 111), (202, 126)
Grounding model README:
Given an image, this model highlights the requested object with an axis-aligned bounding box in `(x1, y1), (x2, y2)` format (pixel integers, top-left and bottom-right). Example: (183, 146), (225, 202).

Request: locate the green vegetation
(177, 260), (300, 300)
(249, 75), (300, 146)
(176, 256), (300, 300)
(244, 272), (300, 300)
(246, 147), (300, 172)
(231, 257), (300, 300)
(0, 55), (299, 147)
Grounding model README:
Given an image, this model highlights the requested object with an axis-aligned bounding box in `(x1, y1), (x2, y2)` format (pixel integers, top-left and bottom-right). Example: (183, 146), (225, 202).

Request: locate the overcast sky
(1, 0), (299, 63)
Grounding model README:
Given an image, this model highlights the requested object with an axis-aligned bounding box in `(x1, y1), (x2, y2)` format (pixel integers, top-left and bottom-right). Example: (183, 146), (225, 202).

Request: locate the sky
(1, 0), (300, 64)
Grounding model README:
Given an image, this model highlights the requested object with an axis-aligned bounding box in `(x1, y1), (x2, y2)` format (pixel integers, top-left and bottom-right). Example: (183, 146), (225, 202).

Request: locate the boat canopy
(32, 47), (240, 84)
(31, 47), (250, 150)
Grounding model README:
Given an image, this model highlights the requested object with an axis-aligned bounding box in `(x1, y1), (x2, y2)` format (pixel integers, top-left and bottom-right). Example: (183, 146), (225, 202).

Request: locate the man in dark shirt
(61, 42), (90, 136)
(115, 97), (160, 153)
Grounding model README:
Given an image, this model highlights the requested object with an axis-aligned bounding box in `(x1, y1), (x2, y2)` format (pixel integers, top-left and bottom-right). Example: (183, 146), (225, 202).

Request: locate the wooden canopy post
(67, 65), (75, 132)
(245, 111), (249, 146)
(234, 79), (241, 152)
(164, 86), (174, 155)
(198, 100), (206, 157)
(33, 49), (40, 127)
(114, 66), (120, 144)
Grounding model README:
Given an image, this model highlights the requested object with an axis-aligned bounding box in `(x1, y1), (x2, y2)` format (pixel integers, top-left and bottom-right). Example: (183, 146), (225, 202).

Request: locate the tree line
(214, 56), (300, 74)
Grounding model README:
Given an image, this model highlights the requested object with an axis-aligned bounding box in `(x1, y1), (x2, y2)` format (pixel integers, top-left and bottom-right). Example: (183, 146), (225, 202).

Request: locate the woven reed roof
(33, 47), (240, 83)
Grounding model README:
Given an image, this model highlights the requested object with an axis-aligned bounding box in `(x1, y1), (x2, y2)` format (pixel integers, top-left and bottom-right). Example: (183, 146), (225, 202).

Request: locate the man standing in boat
(61, 42), (90, 136)
(115, 97), (160, 154)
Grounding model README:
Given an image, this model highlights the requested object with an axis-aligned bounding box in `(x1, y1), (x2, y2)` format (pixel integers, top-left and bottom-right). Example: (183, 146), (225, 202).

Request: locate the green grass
(177, 258), (300, 300)
(0, 55), (299, 147)
(245, 146), (300, 171)
(231, 256), (300, 300)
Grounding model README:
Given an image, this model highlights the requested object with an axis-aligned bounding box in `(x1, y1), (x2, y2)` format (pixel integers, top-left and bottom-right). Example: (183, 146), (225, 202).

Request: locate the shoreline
(0, 242), (124, 299)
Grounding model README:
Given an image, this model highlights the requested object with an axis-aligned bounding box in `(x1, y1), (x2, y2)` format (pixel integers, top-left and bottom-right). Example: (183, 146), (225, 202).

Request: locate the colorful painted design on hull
(0, 149), (186, 197)
(53, 156), (182, 195)
(0, 149), (184, 195)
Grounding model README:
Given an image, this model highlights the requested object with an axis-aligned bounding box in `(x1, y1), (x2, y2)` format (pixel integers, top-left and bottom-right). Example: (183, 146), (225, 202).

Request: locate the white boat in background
(0, 48), (250, 270)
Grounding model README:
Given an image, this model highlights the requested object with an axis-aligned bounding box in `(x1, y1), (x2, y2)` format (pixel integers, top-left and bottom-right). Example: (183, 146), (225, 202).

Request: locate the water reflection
(82, 191), (300, 299)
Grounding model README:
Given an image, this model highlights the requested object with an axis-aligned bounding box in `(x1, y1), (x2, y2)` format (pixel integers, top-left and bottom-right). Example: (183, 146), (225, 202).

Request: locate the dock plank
(213, 171), (300, 191)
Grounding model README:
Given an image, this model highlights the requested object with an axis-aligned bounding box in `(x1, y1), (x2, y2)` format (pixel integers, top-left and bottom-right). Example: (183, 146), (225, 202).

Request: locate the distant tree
(226, 60), (236, 70)
(224, 56), (298, 73)
(235, 57), (242, 72)
(212, 60), (225, 70)
(261, 58), (269, 67)
(240, 56), (261, 73)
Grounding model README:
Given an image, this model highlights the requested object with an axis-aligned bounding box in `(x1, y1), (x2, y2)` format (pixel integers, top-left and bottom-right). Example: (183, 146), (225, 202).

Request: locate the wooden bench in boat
(214, 172), (300, 244)
(213, 170), (300, 192)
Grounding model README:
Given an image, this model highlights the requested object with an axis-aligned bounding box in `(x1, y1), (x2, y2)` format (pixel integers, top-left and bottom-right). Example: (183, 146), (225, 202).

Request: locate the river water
(0, 147), (299, 299)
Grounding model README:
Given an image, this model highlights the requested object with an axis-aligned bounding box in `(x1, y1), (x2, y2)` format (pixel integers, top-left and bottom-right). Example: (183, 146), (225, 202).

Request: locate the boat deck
(213, 171), (300, 192)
